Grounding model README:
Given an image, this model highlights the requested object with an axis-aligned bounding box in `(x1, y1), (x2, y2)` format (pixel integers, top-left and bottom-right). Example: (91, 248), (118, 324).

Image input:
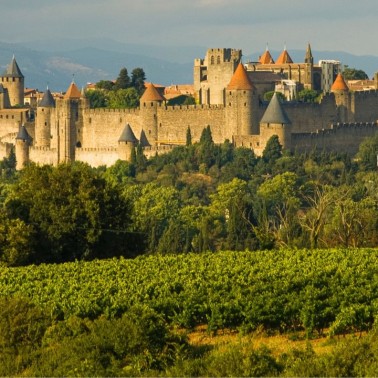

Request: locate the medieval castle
(0, 44), (378, 170)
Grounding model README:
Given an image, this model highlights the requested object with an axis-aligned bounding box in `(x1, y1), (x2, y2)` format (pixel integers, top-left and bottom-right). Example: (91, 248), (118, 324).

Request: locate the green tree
(95, 80), (114, 91)
(263, 91), (285, 102)
(257, 172), (301, 246)
(297, 88), (320, 103)
(85, 89), (108, 108)
(114, 67), (130, 90)
(343, 66), (369, 80)
(128, 183), (181, 253)
(107, 88), (139, 109)
(5, 163), (132, 263)
(299, 185), (337, 249)
(357, 134), (378, 171)
(262, 135), (282, 164)
(131, 67), (146, 94)
(186, 126), (192, 146)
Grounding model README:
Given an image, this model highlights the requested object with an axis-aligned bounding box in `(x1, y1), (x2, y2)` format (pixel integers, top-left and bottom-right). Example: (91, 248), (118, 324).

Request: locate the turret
(139, 129), (151, 148)
(331, 73), (351, 122)
(57, 81), (81, 163)
(35, 87), (55, 147)
(1, 56), (24, 107)
(15, 124), (31, 170)
(225, 63), (259, 139)
(259, 93), (291, 150)
(118, 123), (138, 161)
(139, 83), (165, 147)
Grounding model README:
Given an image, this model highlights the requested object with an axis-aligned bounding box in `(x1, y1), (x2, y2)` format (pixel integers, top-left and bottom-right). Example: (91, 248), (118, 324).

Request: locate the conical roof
(227, 63), (254, 90)
(260, 93), (291, 124)
(38, 88), (55, 107)
(118, 123), (138, 143)
(331, 73), (349, 91)
(140, 83), (165, 102)
(139, 129), (151, 147)
(259, 48), (275, 64)
(2, 56), (24, 78)
(16, 124), (32, 141)
(64, 81), (81, 99)
(276, 48), (293, 64)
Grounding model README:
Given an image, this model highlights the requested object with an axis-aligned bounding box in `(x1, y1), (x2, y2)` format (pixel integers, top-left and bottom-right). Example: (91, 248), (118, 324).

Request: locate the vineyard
(1, 248), (378, 336)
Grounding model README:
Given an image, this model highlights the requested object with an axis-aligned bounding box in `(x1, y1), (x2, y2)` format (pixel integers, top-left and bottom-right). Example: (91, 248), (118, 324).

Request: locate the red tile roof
(331, 73), (349, 91)
(259, 50), (275, 64)
(140, 83), (165, 102)
(64, 82), (81, 99)
(276, 49), (293, 64)
(227, 63), (255, 90)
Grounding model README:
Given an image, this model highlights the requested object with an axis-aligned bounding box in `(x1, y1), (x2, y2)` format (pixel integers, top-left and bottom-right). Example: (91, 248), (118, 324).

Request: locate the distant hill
(1, 39), (378, 92)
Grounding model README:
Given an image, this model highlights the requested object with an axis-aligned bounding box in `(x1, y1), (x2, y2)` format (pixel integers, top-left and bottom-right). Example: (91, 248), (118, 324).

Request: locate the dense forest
(0, 129), (377, 376)
(0, 128), (377, 266)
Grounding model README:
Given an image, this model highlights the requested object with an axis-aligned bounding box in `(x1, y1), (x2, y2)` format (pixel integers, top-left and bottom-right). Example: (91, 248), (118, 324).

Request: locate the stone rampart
(292, 122), (378, 155)
(75, 147), (119, 167)
(157, 104), (226, 144)
(30, 146), (58, 166)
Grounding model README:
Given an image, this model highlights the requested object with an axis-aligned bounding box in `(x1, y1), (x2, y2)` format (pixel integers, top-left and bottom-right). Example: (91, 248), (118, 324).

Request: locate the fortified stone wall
(283, 93), (337, 133)
(30, 146), (57, 166)
(82, 108), (141, 149)
(352, 90), (378, 122)
(157, 104), (226, 144)
(75, 147), (119, 167)
(0, 142), (13, 160)
(292, 122), (378, 155)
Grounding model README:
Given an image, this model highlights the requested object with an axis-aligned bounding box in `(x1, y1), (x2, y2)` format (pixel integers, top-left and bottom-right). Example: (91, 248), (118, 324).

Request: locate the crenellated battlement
(331, 121), (378, 129)
(86, 108), (140, 115)
(161, 104), (225, 112)
(31, 146), (56, 151)
(352, 89), (378, 98)
(76, 147), (118, 152)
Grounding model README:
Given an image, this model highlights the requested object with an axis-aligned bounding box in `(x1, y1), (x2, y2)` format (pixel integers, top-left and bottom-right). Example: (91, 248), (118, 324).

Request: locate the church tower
(225, 63), (259, 139)
(304, 43), (314, 89)
(1, 56), (24, 107)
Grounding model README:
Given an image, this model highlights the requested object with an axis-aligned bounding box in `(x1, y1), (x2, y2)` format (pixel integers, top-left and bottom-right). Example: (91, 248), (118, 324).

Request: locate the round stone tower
(15, 124), (31, 170)
(259, 93), (292, 151)
(35, 87), (55, 147)
(225, 63), (259, 139)
(57, 81), (81, 163)
(1, 56), (24, 107)
(139, 83), (165, 146)
(118, 123), (138, 161)
(331, 73), (351, 123)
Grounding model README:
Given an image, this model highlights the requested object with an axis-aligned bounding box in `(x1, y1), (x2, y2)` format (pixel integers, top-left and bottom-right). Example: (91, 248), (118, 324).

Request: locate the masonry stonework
(0, 50), (377, 169)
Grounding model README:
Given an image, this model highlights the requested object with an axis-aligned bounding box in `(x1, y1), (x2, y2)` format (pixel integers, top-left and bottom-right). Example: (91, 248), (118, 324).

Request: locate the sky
(1, 0), (377, 57)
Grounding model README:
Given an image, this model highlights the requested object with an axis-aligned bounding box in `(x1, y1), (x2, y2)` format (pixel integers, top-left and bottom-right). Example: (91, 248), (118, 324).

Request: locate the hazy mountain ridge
(1, 39), (377, 92)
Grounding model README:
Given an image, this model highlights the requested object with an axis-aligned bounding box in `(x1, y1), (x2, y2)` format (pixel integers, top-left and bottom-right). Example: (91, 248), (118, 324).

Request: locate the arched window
(217, 56), (221, 64)
(211, 56), (214, 65)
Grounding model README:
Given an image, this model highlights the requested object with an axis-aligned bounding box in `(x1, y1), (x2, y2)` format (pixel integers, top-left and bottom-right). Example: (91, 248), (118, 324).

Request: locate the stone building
(0, 49), (377, 170)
